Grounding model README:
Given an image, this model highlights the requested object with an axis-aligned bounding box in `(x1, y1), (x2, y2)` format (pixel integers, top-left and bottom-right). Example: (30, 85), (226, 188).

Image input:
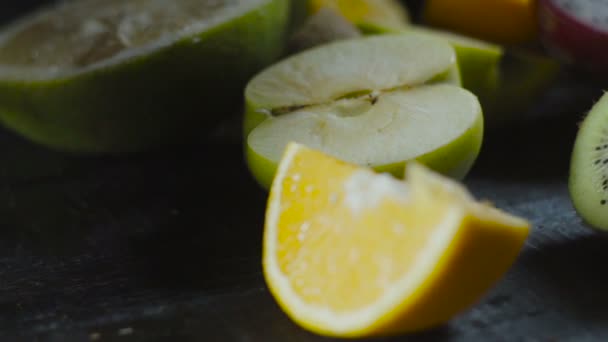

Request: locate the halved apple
(243, 35), (482, 189)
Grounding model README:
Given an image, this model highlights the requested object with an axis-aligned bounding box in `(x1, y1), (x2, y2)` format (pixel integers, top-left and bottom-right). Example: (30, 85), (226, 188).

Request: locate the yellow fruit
(263, 142), (530, 338)
(423, 0), (537, 45)
(308, 0), (409, 33)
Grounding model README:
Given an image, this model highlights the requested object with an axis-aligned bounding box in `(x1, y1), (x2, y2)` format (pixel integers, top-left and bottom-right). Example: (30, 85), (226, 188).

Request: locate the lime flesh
(0, 0), (289, 153)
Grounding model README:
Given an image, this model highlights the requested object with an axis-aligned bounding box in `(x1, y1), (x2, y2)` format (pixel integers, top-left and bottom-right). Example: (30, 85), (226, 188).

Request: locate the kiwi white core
(249, 84), (480, 167)
(245, 34), (457, 112)
(0, 0), (265, 77)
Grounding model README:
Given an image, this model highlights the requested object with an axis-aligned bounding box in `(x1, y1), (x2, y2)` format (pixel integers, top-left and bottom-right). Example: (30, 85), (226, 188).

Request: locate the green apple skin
(0, 0), (289, 154)
(409, 109), (483, 180)
(246, 142), (281, 190)
(399, 27), (503, 100)
(246, 106), (483, 190)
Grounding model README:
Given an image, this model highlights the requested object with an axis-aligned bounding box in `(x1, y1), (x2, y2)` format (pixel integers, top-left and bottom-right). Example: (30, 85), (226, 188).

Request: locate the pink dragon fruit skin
(538, 0), (608, 74)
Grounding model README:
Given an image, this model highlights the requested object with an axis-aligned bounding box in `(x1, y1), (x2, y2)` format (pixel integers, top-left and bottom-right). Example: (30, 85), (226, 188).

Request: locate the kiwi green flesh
(248, 84), (481, 188)
(0, 0), (259, 71)
(570, 92), (608, 230)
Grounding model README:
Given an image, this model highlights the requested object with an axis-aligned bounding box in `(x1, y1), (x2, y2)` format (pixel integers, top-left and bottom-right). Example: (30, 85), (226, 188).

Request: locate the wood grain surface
(0, 77), (605, 341)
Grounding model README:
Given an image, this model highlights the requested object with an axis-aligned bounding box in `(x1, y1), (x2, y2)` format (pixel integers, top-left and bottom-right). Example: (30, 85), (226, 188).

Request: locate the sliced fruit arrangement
(263, 142), (530, 338)
(244, 34), (483, 189)
(569, 92), (608, 231)
(307, 0), (410, 33)
(0, 0), (289, 153)
(423, 0), (538, 45)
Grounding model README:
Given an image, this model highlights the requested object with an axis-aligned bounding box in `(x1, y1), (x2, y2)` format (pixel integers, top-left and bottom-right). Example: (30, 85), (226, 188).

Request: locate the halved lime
(0, 0), (289, 153)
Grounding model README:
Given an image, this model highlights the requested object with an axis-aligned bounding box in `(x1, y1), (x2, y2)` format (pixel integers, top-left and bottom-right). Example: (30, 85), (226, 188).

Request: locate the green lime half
(0, 0), (289, 153)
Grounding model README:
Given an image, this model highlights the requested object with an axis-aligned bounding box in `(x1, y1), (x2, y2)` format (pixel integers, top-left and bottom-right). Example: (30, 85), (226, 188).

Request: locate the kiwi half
(569, 92), (608, 230)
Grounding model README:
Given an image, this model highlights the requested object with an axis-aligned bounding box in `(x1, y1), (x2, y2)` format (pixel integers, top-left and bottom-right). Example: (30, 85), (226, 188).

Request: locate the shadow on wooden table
(521, 233), (608, 323)
(471, 76), (603, 182)
(0, 125), (284, 296)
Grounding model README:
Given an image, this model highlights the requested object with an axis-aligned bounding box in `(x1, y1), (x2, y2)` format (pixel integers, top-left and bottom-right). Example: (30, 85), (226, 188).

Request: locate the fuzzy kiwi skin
(569, 92), (608, 231)
(0, 0), (289, 154)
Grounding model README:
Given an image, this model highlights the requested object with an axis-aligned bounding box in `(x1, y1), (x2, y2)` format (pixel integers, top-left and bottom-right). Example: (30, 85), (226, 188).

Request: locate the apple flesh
(247, 84), (483, 189)
(243, 34), (461, 137)
(243, 34), (482, 189)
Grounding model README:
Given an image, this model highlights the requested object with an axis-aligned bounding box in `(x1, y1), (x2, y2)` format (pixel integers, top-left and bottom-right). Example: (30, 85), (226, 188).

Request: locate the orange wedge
(263, 142), (530, 337)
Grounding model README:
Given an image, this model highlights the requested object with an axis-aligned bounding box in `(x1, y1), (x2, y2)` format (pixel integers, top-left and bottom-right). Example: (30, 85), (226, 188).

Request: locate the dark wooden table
(0, 73), (606, 342)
